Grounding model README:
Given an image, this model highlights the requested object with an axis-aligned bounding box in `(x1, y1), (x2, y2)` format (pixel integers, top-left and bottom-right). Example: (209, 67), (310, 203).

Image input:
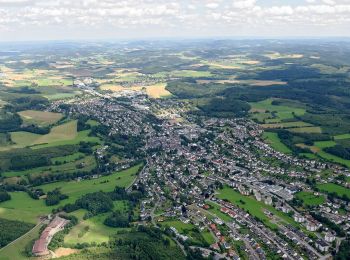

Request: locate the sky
(0, 0), (350, 41)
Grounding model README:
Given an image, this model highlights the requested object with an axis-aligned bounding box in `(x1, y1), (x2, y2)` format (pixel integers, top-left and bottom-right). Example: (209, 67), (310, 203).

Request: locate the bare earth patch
(53, 247), (80, 258)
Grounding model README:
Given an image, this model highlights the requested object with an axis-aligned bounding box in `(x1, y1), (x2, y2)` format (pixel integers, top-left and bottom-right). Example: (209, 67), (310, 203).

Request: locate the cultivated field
(18, 110), (63, 126)
(9, 120), (78, 148)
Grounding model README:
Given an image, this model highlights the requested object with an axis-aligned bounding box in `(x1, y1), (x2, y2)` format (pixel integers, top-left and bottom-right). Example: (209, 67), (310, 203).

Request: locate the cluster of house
(48, 92), (350, 258)
(32, 216), (69, 257)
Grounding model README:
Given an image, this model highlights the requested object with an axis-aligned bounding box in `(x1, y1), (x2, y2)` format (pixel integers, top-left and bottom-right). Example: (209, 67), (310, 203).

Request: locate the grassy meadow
(0, 164), (142, 223)
(18, 110), (63, 126)
(295, 191), (325, 206)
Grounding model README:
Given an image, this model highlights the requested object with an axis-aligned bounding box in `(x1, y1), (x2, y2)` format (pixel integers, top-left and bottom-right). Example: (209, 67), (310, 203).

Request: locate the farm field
(295, 191), (325, 206)
(100, 83), (171, 98)
(18, 110), (63, 126)
(317, 183), (350, 198)
(145, 83), (171, 98)
(32, 129), (101, 149)
(9, 120), (78, 149)
(262, 132), (292, 154)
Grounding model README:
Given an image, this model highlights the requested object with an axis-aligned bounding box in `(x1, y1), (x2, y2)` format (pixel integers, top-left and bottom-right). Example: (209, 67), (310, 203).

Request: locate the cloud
(0, 0), (349, 40)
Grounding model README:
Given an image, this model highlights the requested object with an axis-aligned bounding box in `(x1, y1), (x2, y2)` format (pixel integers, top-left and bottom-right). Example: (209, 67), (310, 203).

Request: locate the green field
(10, 131), (41, 147)
(0, 192), (56, 223)
(9, 120), (80, 149)
(65, 206), (131, 245)
(289, 126), (322, 133)
(0, 223), (43, 260)
(160, 220), (214, 245)
(250, 98), (306, 123)
(51, 152), (85, 164)
(0, 164), (142, 223)
(206, 201), (232, 222)
(316, 150), (350, 168)
(18, 110), (63, 126)
(262, 132), (292, 154)
(38, 164), (142, 206)
(295, 191), (325, 206)
(216, 186), (297, 229)
(314, 141), (337, 149)
(3, 155), (97, 178)
(334, 134), (350, 140)
(171, 70), (212, 78)
(160, 220), (195, 233)
(317, 183), (350, 198)
(32, 129), (101, 149)
(299, 140), (350, 167)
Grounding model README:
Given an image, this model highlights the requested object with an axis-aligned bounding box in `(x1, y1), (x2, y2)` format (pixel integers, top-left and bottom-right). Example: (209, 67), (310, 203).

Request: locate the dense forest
(0, 218), (34, 248)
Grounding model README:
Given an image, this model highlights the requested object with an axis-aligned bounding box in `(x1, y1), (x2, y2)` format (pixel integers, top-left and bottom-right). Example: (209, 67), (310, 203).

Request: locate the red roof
(32, 238), (47, 254)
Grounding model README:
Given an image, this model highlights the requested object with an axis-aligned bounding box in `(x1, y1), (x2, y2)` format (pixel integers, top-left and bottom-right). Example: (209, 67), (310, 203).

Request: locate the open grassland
(38, 164), (142, 206)
(295, 191), (325, 206)
(206, 201), (232, 222)
(3, 155), (96, 178)
(262, 132), (292, 154)
(0, 164), (142, 223)
(171, 70), (212, 78)
(18, 110), (63, 126)
(9, 121), (78, 149)
(51, 152), (85, 164)
(9, 132), (41, 148)
(0, 192), (56, 223)
(334, 134), (350, 140)
(288, 126), (322, 133)
(250, 98), (305, 123)
(317, 183), (350, 198)
(216, 186), (297, 229)
(33, 120), (77, 144)
(297, 140), (350, 167)
(65, 206), (131, 245)
(44, 92), (81, 101)
(32, 129), (101, 149)
(160, 220), (194, 233)
(0, 222), (43, 260)
(145, 83), (172, 98)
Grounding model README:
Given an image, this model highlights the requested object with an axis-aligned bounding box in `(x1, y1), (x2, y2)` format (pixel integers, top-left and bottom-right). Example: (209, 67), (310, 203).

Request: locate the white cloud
(0, 0), (349, 41)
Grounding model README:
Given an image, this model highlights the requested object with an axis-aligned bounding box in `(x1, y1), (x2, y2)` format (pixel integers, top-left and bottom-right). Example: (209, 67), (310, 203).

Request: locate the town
(47, 87), (350, 260)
